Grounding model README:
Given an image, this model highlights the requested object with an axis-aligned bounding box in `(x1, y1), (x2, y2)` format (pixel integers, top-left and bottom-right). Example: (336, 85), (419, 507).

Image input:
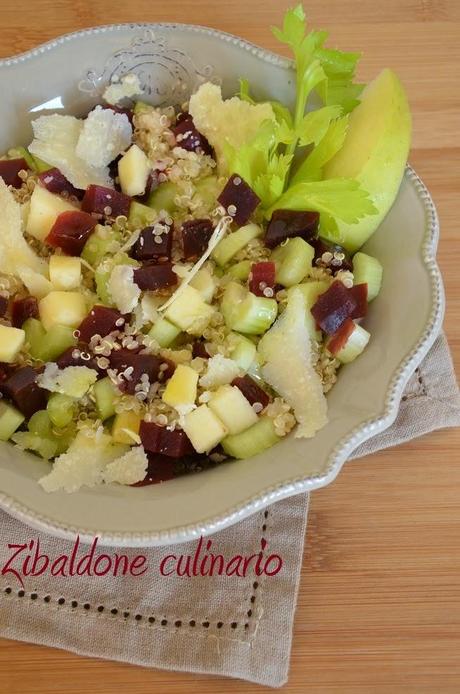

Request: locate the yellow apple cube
(162, 364), (198, 408)
(112, 411), (141, 445)
(182, 405), (227, 453)
(49, 255), (82, 290)
(39, 291), (87, 331)
(118, 144), (150, 197)
(190, 267), (217, 303)
(165, 285), (214, 333)
(26, 186), (77, 242)
(209, 384), (258, 435)
(0, 325), (25, 363)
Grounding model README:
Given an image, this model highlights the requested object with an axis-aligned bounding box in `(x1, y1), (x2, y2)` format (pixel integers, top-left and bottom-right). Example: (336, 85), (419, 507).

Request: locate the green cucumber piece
(81, 228), (121, 267)
(227, 333), (257, 371)
(212, 224), (262, 267)
(227, 260), (252, 281)
(95, 252), (138, 305)
(47, 393), (76, 428)
(147, 181), (178, 214)
(0, 401), (25, 441)
(222, 417), (280, 459)
(128, 201), (157, 229)
(193, 176), (220, 207)
(271, 237), (314, 287)
(148, 317), (182, 348)
(12, 431), (58, 460)
(93, 377), (117, 421)
(231, 294), (278, 335)
(23, 318), (46, 359)
(37, 325), (77, 362)
(220, 281), (247, 327)
(352, 252), (383, 301)
(333, 324), (370, 364)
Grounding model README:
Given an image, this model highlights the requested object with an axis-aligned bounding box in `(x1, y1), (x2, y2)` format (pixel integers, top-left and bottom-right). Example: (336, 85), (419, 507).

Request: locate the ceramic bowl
(0, 24), (444, 545)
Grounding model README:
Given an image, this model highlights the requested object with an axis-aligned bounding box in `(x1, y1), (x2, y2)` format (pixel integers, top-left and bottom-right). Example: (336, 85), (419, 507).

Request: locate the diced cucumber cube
(221, 417), (280, 459)
(352, 252), (383, 301)
(23, 318), (46, 359)
(271, 237), (314, 287)
(147, 181), (178, 214)
(81, 227), (121, 267)
(47, 393), (76, 428)
(227, 260), (252, 281)
(231, 294), (278, 335)
(148, 317), (181, 348)
(333, 323), (371, 364)
(212, 223), (262, 267)
(128, 201), (156, 229)
(36, 324), (77, 362)
(0, 401), (25, 441)
(28, 410), (53, 437)
(12, 431), (58, 460)
(93, 377), (118, 421)
(189, 267), (217, 303)
(227, 333), (257, 372)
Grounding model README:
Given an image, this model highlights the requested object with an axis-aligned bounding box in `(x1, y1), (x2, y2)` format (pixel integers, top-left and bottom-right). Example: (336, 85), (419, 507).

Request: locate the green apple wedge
(323, 68), (411, 252)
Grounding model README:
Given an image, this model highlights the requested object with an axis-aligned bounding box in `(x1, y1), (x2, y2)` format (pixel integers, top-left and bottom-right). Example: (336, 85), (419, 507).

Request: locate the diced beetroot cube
(217, 175), (260, 226)
(131, 454), (176, 486)
(0, 158), (28, 188)
(38, 168), (84, 200)
(349, 283), (368, 319)
(133, 262), (178, 291)
(172, 114), (213, 155)
(181, 219), (214, 259)
(81, 184), (131, 218)
(264, 210), (319, 248)
(192, 340), (210, 359)
(311, 280), (358, 335)
(139, 421), (195, 457)
(231, 375), (271, 409)
(78, 305), (123, 343)
(0, 363), (14, 386)
(131, 223), (173, 262)
(327, 318), (356, 356)
(0, 296), (9, 318)
(46, 210), (97, 256)
(248, 262), (276, 297)
(108, 351), (164, 394)
(2, 367), (47, 418)
(55, 345), (103, 374)
(311, 237), (353, 274)
(11, 296), (39, 328)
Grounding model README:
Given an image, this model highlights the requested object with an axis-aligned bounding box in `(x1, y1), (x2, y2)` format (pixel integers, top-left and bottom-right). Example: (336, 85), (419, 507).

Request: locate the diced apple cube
(26, 185), (77, 241)
(39, 291), (87, 331)
(182, 404), (227, 453)
(162, 364), (198, 408)
(112, 411), (141, 445)
(189, 267), (217, 303)
(0, 325), (25, 363)
(209, 384), (258, 435)
(165, 285), (214, 334)
(49, 255), (82, 290)
(0, 401), (25, 441)
(118, 144), (150, 197)
(17, 267), (53, 299)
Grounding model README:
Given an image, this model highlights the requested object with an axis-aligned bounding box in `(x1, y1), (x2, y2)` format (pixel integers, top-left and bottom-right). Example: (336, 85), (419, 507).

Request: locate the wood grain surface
(0, 1), (459, 692)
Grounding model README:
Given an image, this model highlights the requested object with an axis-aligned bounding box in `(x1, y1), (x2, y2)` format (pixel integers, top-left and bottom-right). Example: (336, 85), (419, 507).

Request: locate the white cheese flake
(107, 265), (141, 314)
(103, 73), (144, 106)
(37, 364), (98, 398)
(76, 106), (132, 168)
(103, 446), (148, 485)
(199, 354), (240, 389)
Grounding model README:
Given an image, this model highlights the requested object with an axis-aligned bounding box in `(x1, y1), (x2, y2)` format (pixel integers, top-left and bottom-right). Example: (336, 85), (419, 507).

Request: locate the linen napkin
(0, 332), (458, 688)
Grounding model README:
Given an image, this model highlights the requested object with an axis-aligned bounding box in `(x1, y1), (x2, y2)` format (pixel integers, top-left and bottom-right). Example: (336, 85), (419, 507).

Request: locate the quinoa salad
(0, 6), (411, 493)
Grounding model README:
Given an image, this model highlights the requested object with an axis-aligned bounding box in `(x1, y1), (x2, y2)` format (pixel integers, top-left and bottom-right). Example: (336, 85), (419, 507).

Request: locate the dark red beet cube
(133, 262), (178, 292)
(38, 168), (84, 200)
(217, 175), (260, 226)
(349, 284), (368, 319)
(181, 219), (214, 259)
(192, 340), (210, 359)
(81, 184), (131, 218)
(131, 223), (173, 262)
(0, 158), (28, 188)
(78, 305), (123, 343)
(311, 280), (358, 335)
(249, 262), (276, 297)
(46, 210), (97, 256)
(311, 237), (353, 274)
(0, 296), (9, 318)
(327, 318), (356, 356)
(265, 210), (319, 249)
(2, 367), (47, 418)
(139, 421), (195, 457)
(108, 351), (164, 394)
(131, 453), (176, 486)
(0, 363), (14, 386)
(172, 115), (213, 155)
(231, 375), (271, 409)
(55, 345), (103, 374)
(11, 296), (39, 328)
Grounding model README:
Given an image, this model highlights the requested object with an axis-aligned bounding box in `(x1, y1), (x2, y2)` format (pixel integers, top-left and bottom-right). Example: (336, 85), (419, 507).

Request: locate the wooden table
(0, 1), (459, 692)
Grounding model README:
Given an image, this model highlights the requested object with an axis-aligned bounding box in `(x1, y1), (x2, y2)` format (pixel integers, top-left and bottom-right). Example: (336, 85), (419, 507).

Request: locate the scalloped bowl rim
(0, 23), (445, 546)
